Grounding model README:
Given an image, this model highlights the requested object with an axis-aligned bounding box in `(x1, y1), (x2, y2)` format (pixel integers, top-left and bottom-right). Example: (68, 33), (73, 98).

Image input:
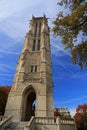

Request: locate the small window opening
(38, 23), (41, 37)
(34, 23), (37, 37)
(32, 40), (36, 51)
(37, 40), (40, 51)
(31, 66), (33, 72)
(35, 66), (37, 72)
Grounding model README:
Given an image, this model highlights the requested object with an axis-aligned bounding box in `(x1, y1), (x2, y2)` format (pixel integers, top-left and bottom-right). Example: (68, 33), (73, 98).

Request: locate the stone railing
(20, 116), (35, 130)
(0, 116), (7, 122)
(21, 117), (56, 130)
(59, 117), (77, 130)
(35, 117), (55, 124)
(21, 116), (75, 126)
(0, 116), (12, 129)
(21, 116), (76, 130)
(60, 117), (75, 125)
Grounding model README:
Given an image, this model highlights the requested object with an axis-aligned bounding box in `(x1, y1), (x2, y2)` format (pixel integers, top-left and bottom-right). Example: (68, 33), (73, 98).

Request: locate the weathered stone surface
(5, 15), (54, 122)
(3, 15), (76, 130)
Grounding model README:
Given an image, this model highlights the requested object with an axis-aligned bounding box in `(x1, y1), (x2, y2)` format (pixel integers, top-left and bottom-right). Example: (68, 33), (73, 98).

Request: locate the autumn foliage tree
(54, 108), (61, 122)
(54, 108), (61, 117)
(53, 0), (87, 69)
(0, 87), (11, 115)
(74, 103), (87, 130)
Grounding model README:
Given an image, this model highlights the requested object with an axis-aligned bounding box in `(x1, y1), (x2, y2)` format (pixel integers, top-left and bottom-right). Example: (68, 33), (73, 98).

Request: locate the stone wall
(23, 116), (76, 130)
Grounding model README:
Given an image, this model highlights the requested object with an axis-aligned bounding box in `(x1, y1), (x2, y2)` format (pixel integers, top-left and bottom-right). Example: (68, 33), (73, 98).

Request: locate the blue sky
(0, 0), (87, 115)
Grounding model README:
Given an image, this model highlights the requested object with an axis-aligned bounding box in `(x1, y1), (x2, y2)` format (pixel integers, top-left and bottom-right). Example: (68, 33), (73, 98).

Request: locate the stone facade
(2, 15), (76, 130)
(5, 15), (54, 122)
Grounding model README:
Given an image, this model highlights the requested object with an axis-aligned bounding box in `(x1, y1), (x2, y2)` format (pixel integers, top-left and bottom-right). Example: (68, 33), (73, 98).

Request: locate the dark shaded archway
(25, 91), (36, 121)
(21, 86), (36, 121)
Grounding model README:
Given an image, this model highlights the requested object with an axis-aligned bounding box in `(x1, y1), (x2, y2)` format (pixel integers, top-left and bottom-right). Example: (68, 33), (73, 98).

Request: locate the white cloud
(51, 42), (70, 56)
(0, 73), (13, 76)
(0, 0), (58, 41)
(0, 63), (16, 73)
(0, 17), (26, 41)
(0, 50), (20, 55)
(0, 0), (43, 20)
(69, 108), (76, 117)
(72, 72), (87, 80)
(58, 96), (87, 106)
(54, 96), (87, 116)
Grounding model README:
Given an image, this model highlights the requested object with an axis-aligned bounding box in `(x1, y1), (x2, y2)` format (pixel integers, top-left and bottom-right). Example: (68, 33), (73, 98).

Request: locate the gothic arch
(21, 85), (37, 121)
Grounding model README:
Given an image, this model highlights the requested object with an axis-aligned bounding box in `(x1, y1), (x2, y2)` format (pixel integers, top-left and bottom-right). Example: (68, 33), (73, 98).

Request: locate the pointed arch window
(31, 66), (33, 72)
(34, 23), (38, 37)
(32, 40), (36, 51)
(35, 66), (37, 72)
(38, 23), (41, 37)
(30, 66), (37, 73)
(37, 40), (40, 51)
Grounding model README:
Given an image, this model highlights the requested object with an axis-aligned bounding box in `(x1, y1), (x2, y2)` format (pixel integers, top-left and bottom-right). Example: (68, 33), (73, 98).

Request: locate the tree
(54, 108), (61, 122)
(74, 103), (87, 130)
(53, 0), (87, 69)
(54, 108), (61, 117)
(0, 87), (11, 115)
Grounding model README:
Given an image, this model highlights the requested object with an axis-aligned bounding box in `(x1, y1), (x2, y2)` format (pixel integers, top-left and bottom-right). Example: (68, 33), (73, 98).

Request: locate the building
(58, 107), (71, 118)
(0, 15), (76, 130)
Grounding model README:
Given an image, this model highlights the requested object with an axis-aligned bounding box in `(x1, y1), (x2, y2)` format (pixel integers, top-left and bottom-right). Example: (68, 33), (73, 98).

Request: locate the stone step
(3, 123), (24, 130)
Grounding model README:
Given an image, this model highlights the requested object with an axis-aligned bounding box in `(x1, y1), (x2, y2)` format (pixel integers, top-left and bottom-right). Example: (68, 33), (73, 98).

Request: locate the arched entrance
(21, 86), (36, 121)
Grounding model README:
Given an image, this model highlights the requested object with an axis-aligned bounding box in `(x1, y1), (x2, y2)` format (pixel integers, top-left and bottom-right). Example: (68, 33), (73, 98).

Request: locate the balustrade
(35, 117), (55, 124)
(61, 118), (75, 125)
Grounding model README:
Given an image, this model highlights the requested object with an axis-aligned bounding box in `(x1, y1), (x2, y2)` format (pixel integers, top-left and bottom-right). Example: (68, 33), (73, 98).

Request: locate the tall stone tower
(5, 15), (54, 122)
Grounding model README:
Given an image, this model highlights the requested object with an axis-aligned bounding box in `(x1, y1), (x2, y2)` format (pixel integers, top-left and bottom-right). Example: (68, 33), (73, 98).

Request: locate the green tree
(53, 0), (87, 69)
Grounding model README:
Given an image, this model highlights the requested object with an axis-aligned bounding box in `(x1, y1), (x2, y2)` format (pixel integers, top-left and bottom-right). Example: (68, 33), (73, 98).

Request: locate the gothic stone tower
(5, 15), (54, 122)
